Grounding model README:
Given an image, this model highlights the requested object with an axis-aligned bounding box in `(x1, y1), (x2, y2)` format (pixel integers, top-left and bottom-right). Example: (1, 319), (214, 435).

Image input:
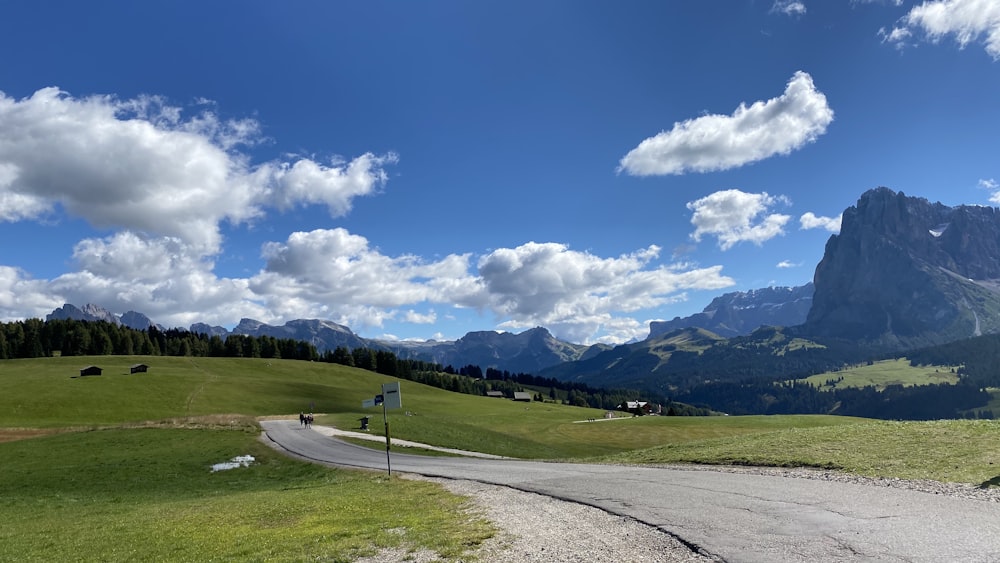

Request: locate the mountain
(189, 322), (229, 339)
(539, 327), (728, 390)
(46, 303), (158, 330)
(119, 310), (157, 330)
(804, 187), (1000, 349)
(380, 327), (608, 375)
(543, 187), (1000, 392)
(228, 318), (372, 352)
(648, 283), (814, 339)
(47, 303), (120, 325)
(44, 301), (601, 375)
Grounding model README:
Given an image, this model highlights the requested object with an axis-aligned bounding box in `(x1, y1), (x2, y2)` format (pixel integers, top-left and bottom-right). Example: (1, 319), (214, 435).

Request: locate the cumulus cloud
(618, 71), (833, 176)
(882, 0), (1000, 59)
(799, 211), (842, 232)
(772, 1), (807, 16)
(776, 260), (798, 268)
(249, 228), (484, 329)
(477, 242), (734, 343)
(979, 178), (1000, 204)
(687, 190), (792, 249)
(0, 87), (395, 253)
(49, 232), (263, 328)
(0, 266), (61, 322)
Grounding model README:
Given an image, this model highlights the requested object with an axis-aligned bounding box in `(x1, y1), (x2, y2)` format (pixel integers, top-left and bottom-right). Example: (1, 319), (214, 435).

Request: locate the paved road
(261, 420), (1000, 562)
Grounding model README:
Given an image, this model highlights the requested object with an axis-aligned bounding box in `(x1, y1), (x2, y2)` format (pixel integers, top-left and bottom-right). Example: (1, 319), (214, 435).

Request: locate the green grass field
(0, 419), (492, 562)
(797, 358), (961, 390)
(3, 354), (999, 561)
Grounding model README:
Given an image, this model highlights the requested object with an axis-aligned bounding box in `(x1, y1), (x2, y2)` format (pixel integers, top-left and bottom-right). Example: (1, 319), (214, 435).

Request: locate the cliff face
(648, 284), (813, 339)
(805, 187), (1000, 347)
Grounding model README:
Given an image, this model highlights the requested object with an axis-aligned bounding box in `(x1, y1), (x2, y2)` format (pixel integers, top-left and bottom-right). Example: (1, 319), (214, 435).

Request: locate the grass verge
(601, 419), (1000, 487)
(0, 419), (493, 562)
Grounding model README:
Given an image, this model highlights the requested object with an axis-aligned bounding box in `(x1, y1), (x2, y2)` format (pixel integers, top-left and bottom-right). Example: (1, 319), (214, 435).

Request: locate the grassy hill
(796, 358), (961, 390)
(3, 355), (999, 561)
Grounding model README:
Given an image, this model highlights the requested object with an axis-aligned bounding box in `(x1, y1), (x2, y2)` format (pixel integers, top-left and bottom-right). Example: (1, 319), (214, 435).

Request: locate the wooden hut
(129, 363), (149, 374)
(79, 365), (102, 377)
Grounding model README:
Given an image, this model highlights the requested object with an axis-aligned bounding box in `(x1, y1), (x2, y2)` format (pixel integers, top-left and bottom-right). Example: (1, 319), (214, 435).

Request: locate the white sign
(381, 381), (402, 409)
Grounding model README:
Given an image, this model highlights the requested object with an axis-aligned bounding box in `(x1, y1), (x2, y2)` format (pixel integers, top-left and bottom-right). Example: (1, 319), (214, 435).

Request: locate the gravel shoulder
(358, 466), (999, 562)
(303, 423), (1000, 562)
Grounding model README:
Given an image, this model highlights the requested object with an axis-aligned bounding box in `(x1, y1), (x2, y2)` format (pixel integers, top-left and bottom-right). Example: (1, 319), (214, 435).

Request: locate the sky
(1, 0), (999, 345)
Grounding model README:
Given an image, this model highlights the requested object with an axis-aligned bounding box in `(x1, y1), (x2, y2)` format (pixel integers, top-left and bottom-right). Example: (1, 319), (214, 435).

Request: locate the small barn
(486, 391), (505, 398)
(80, 365), (102, 377)
(512, 391), (532, 402)
(130, 364), (149, 374)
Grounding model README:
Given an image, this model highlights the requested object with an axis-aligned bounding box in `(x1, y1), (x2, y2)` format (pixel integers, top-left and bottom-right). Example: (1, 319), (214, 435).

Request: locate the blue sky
(1, 0), (998, 344)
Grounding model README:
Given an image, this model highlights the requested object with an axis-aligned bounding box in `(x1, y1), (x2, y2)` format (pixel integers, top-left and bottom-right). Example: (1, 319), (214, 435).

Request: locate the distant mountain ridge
(47, 303), (158, 330)
(380, 327), (609, 375)
(648, 283), (813, 339)
(43, 304), (605, 375)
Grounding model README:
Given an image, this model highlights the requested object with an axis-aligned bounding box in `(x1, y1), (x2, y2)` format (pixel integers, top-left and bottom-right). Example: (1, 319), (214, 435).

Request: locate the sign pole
(383, 399), (391, 475)
(362, 382), (401, 477)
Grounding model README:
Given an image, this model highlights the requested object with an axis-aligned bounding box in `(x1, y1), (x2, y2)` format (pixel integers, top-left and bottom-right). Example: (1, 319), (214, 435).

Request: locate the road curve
(261, 420), (1000, 563)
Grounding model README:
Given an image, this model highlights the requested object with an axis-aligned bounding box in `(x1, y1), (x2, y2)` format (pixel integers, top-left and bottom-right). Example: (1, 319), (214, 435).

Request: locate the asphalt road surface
(261, 420), (1000, 562)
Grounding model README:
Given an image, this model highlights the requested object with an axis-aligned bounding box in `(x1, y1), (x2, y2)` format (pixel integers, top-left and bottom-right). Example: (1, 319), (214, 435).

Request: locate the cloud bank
(0, 87), (395, 253)
(618, 71), (833, 176)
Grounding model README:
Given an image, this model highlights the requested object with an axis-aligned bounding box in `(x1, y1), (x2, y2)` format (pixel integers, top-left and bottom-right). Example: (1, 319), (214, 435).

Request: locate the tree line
(673, 377), (993, 420)
(0, 318), (708, 415)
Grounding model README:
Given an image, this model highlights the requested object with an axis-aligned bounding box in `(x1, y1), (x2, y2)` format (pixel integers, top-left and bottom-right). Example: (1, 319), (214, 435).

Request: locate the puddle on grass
(211, 455), (255, 472)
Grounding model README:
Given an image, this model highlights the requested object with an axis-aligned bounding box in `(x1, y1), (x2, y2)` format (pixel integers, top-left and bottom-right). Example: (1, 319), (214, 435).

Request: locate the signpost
(361, 381), (402, 475)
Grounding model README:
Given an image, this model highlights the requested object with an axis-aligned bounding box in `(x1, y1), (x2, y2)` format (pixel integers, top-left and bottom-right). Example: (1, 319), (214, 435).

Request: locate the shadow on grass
(978, 475), (1000, 489)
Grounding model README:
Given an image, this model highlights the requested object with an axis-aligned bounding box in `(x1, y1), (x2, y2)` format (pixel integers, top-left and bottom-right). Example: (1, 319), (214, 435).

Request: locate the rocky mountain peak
(805, 187), (1000, 346)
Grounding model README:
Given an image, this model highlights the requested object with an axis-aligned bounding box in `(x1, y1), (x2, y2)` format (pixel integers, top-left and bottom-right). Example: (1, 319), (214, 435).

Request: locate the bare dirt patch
(0, 428), (64, 443)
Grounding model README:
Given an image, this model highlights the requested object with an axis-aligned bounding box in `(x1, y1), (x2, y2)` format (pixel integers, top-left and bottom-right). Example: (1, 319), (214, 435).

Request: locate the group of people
(299, 412), (314, 427)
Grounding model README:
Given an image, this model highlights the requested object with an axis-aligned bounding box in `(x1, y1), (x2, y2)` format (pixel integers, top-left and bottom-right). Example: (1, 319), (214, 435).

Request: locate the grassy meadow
(797, 358), (961, 390)
(2, 354), (1000, 561)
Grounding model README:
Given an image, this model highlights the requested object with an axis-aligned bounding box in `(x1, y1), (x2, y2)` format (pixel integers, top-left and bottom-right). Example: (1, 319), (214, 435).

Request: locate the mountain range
(44, 283), (809, 377)
(44, 188), (1000, 391)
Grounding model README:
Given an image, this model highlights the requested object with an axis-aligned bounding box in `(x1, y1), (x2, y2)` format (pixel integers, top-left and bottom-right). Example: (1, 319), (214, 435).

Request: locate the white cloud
(0, 266), (61, 322)
(403, 310), (437, 324)
(0, 87), (395, 253)
(776, 260), (798, 269)
(854, 0), (903, 6)
(477, 241), (734, 343)
(883, 0), (1000, 59)
(979, 178), (1000, 204)
(618, 71), (833, 176)
(687, 190), (792, 249)
(772, 1), (807, 16)
(799, 211), (842, 232)
(266, 152), (399, 217)
(49, 232), (262, 328)
(250, 228), (484, 329)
